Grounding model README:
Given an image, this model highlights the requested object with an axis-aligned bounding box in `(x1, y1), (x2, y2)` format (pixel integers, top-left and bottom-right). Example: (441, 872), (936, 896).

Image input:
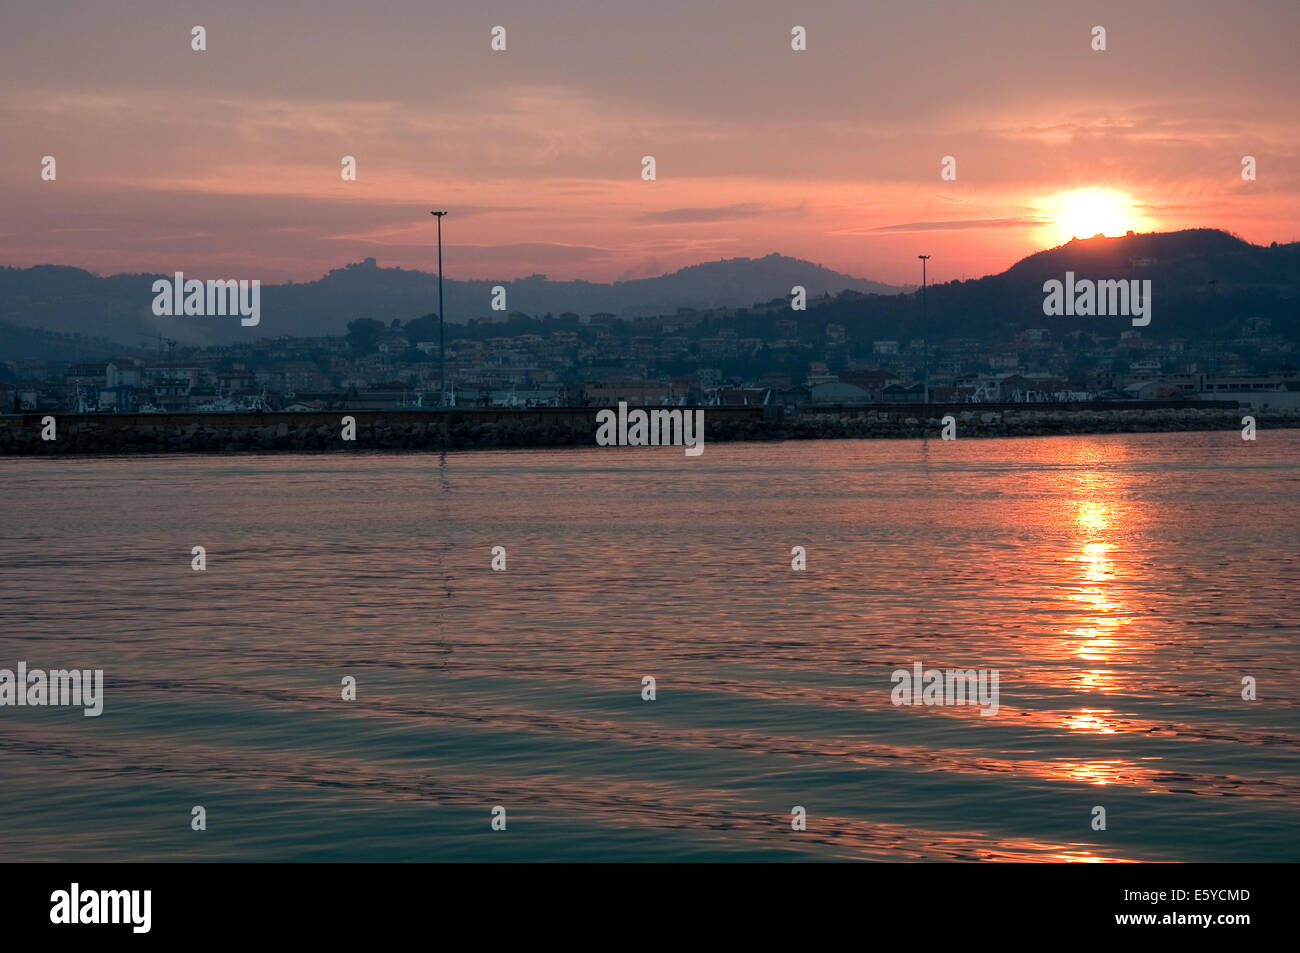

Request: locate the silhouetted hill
(790, 229), (1300, 344)
(1004, 229), (1298, 290)
(0, 320), (120, 363)
(3, 231), (1296, 362)
(0, 254), (902, 349)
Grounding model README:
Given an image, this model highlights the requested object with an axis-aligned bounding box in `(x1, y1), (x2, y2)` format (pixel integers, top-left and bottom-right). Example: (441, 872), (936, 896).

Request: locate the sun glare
(1035, 188), (1159, 248)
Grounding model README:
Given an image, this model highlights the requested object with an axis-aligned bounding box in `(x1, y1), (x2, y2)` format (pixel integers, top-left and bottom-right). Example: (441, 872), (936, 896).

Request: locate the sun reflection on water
(1055, 449), (1144, 729)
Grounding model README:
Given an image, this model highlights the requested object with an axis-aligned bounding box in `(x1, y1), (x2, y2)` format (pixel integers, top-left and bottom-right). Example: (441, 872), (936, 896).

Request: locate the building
(808, 381), (872, 406)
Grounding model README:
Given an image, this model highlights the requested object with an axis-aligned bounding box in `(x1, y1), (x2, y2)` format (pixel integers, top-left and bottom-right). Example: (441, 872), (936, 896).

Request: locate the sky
(2, 0), (1297, 286)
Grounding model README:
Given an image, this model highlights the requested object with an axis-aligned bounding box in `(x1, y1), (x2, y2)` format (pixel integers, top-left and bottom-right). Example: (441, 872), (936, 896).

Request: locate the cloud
(444, 242), (617, 265)
(833, 218), (1047, 235)
(640, 203), (766, 224)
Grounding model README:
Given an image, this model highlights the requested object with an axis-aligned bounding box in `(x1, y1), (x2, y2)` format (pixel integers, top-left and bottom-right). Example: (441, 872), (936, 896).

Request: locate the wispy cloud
(834, 218), (1047, 234)
(640, 203), (766, 223)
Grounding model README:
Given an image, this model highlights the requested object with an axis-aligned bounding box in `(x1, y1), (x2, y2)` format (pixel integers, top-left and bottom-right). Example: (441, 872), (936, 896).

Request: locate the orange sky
(2, 0), (1297, 285)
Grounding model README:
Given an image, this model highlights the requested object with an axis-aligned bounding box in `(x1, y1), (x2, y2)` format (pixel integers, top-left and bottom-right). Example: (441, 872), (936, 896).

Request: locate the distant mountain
(0, 253), (903, 351)
(4, 231), (1296, 363)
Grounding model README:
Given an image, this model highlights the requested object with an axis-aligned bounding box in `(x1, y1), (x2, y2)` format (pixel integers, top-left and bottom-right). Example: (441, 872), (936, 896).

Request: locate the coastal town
(4, 306), (1297, 415)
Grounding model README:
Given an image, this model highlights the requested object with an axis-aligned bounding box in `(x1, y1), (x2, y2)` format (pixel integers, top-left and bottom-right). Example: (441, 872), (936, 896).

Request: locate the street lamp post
(918, 255), (931, 402)
(431, 210), (448, 408)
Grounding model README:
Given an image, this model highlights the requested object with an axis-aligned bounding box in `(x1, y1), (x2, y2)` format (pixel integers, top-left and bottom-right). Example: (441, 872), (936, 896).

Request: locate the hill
(0, 254), (902, 350)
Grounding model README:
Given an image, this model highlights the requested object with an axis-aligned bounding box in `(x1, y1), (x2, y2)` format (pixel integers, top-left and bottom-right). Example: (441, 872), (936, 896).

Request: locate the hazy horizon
(5, 226), (1287, 291)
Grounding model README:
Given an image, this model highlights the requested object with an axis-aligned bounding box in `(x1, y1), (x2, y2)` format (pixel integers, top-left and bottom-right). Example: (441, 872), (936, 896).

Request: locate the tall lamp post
(918, 255), (931, 403)
(431, 210), (448, 408)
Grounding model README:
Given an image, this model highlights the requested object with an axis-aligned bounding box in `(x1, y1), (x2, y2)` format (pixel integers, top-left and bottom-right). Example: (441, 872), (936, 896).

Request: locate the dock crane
(135, 332), (178, 376)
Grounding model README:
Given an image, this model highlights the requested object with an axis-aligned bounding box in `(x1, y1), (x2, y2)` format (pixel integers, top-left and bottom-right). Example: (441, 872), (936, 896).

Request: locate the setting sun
(1035, 187), (1160, 247)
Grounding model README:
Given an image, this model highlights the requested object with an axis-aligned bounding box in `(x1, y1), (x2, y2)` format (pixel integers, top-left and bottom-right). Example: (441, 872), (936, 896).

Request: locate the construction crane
(135, 332), (177, 377)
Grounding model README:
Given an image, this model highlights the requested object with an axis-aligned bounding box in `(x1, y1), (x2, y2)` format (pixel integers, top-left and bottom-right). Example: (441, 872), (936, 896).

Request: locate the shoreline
(2, 401), (1295, 454)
